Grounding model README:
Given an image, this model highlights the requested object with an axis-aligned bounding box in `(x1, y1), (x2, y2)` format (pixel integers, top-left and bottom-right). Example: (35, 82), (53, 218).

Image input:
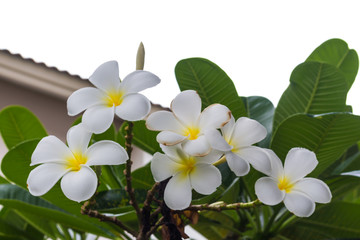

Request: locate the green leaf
(0, 176), (9, 184)
(271, 113), (360, 177)
(175, 58), (247, 118)
(92, 189), (147, 213)
(127, 163), (155, 189)
(243, 96), (274, 147)
(327, 175), (360, 201)
(120, 121), (161, 155)
(273, 62), (348, 130)
(280, 201), (360, 239)
(0, 106), (47, 149)
(306, 38), (359, 90)
(0, 184), (116, 238)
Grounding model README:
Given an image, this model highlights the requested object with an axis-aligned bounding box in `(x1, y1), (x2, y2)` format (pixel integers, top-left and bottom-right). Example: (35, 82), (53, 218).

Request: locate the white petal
(60, 165), (98, 202)
(195, 149), (223, 165)
(255, 177), (285, 205)
(284, 148), (318, 182)
(89, 61), (120, 92)
(190, 164), (221, 195)
(293, 178), (332, 203)
(67, 87), (105, 116)
(264, 149), (284, 178)
(171, 90), (201, 126)
(82, 105), (115, 134)
(86, 141), (128, 166)
(182, 135), (211, 156)
(31, 136), (71, 166)
(115, 93), (150, 121)
(157, 131), (187, 146)
(230, 117), (267, 147)
(120, 70), (160, 94)
(160, 144), (187, 162)
(150, 152), (181, 182)
(164, 172), (192, 210)
(283, 191), (315, 217)
(66, 124), (92, 154)
(236, 146), (271, 175)
(225, 152), (250, 176)
(199, 104), (231, 130)
(204, 129), (232, 152)
(221, 114), (236, 141)
(146, 111), (184, 132)
(27, 163), (69, 196)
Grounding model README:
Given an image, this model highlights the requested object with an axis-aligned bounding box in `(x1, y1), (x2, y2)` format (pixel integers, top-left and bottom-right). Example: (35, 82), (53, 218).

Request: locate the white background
(1, 1), (360, 239)
(1, 0), (360, 112)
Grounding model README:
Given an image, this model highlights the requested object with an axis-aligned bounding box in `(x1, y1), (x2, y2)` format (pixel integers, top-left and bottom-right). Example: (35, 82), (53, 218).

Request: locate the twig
(186, 199), (262, 211)
(124, 121), (142, 223)
(81, 203), (138, 237)
(144, 182), (160, 208)
(138, 182), (160, 239)
(145, 216), (165, 239)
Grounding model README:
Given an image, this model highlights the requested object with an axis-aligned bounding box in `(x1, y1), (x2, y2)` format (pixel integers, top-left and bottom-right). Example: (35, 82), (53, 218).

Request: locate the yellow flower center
(105, 90), (124, 107)
(177, 157), (196, 178)
(183, 127), (200, 140)
(66, 152), (88, 171)
(278, 176), (294, 193)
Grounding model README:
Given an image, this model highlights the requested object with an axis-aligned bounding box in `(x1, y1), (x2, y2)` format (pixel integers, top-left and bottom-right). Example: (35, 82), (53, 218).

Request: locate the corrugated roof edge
(0, 49), (86, 81)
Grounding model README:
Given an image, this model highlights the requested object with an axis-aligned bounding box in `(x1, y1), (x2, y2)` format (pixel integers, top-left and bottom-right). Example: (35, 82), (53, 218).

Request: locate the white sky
(1, 0), (360, 113)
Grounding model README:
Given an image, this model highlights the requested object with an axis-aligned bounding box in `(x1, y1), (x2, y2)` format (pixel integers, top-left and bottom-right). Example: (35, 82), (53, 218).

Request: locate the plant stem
(81, 203), (138, 237)
(124, 121), (142, 224)
(186, 199), (262, 211)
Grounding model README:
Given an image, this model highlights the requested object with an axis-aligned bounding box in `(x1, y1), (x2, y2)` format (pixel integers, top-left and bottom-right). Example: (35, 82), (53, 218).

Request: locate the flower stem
(186, 199), (262, 211)
(81, 201), (138, 237)
(124, 121), (142, 224)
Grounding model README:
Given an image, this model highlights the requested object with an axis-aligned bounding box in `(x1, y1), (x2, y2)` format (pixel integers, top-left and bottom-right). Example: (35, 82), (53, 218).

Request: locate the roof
(0, 49), (91, 100)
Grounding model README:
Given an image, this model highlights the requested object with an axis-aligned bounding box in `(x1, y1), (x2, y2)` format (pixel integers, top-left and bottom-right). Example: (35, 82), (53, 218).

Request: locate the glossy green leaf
(0, 176), (9, 184)
(326, 175), (360, 200)
(306, 38), (359, 89)
(0, 184), (116, 238)
(271, 113), (360, 177)
(0, 106), (47, 149)
(243, 96), (274, 147)
(280, 201), (360, 239)
(126, 163), (155, 189)
(273, 62), (347, 130)
(175, 58), (247, 118)
(120, 121), (161, 155)
(14, 211), (56, 239)
(92, 189), (147, 213)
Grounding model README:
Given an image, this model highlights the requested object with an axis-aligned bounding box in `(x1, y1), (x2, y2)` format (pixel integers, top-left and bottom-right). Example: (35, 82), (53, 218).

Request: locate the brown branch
(145, 216), (165, 239)
(81, 203), (138, 237)
(124, 121), (142, 223)
(185, 199), (262, 212)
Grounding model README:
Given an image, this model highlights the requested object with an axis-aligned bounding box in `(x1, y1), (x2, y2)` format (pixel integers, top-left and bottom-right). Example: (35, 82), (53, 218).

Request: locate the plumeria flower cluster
(147, 90), (332, 216)
(27, 61), (161, 202)
(147, 90), (272, 209)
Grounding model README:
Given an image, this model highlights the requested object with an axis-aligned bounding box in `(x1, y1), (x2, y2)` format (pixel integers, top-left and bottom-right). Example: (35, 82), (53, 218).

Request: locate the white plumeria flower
(27, 124), (128, 202)
(151, 144), (222, 210)
(206, 115), (271, 176)
(67, 61), (161, 134)
(255, 148), (332, 217)
(146, 90), (231, 156)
